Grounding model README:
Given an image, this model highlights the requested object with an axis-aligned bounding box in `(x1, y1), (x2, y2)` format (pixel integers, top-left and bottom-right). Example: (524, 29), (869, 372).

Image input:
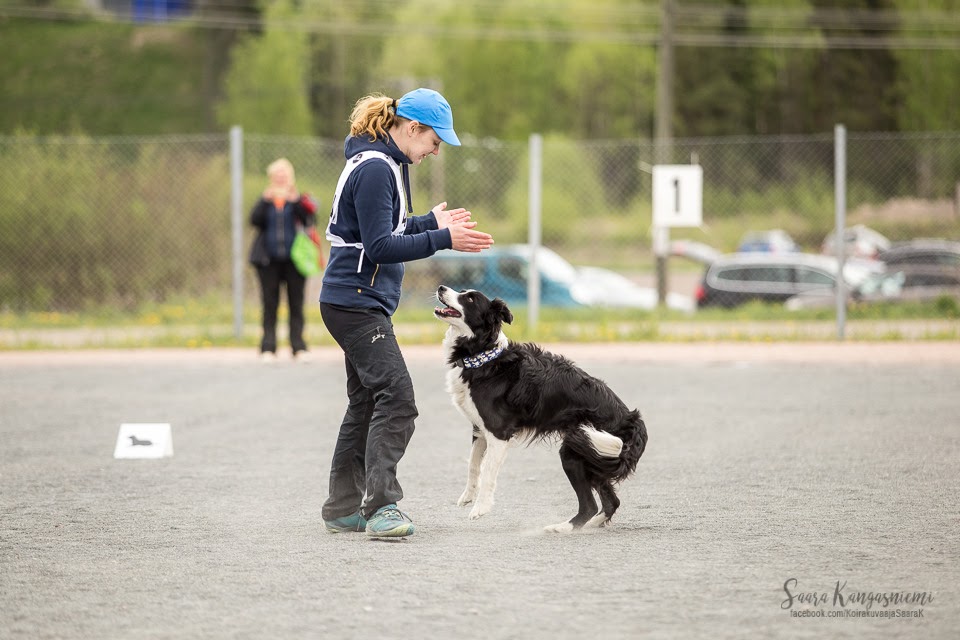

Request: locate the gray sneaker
(365, 504), (415, 538)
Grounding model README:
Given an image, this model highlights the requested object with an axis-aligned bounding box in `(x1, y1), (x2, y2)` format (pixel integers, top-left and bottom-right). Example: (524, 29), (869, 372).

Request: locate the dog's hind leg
(584, 481), (620, 529)
(458, 429), (487, 507)
(544, 446), (599, 534)
(469, 435), (510, 520)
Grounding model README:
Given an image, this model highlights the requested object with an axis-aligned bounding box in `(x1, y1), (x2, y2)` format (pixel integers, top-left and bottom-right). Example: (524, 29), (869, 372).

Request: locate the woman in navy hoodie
(320, 88), (494, 538)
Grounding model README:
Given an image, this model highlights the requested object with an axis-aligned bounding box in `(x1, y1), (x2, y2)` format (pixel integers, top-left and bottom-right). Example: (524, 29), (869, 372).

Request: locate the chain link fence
(1, 130), (958, 324)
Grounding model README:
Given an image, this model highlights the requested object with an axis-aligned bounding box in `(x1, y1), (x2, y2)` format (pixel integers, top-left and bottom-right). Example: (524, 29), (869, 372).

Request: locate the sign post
(652, 164), (703, 305)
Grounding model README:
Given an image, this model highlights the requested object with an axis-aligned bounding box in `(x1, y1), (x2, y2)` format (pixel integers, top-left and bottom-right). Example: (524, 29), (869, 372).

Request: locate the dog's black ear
(493, 298), (513, 325)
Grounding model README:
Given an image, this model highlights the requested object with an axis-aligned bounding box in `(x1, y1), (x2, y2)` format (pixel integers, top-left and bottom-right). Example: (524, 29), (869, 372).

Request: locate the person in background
(320, 88), (494, 537)
(248, 157), (319, 363)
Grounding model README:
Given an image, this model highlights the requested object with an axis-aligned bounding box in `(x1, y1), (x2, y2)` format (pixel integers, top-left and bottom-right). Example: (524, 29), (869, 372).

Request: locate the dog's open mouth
(434, 306), (462, 319)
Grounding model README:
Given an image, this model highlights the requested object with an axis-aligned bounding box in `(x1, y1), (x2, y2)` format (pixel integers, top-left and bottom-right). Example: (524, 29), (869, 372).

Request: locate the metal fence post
(834, 124), (847, 340)
(230, 126), (244, 340)
(654, 0), (675, 307)
(527, 133), (543, 333)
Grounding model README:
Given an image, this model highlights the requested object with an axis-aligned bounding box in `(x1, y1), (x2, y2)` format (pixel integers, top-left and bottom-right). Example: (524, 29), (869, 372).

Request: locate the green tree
(559, 42), (656, 138)
(744, 0), (822, 136)
(674, 0), (755, 136)
(891, 0), (960, 197)
(378, 0), (656, 140)
(804, 0), (900, 133)
(892, 0), (960, 131)
(299, 1), (396, 139)
(670, 0), (820, 136)
(0, 17), (213, 134)
(216, 0), (313, 135)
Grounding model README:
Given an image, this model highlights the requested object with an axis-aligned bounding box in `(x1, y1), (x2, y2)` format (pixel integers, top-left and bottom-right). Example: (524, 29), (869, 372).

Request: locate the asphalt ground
(2, 343), (959, 639)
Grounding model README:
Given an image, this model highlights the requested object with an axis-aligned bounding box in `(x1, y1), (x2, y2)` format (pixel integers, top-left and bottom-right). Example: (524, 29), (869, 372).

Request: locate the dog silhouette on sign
(128, 435), (153, 447)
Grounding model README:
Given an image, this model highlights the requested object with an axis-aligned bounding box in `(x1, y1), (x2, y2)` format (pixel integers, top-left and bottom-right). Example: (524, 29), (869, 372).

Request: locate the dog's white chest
(446, 368), (484, 429)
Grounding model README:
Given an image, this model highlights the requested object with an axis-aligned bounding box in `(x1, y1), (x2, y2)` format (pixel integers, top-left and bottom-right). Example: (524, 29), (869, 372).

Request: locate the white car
(821, 225), (891, 259)
(571, 266), (695, 312)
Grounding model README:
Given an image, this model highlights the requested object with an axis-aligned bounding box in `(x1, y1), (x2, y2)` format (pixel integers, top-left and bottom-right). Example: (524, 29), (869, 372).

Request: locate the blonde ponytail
(349, 94), (400, 142)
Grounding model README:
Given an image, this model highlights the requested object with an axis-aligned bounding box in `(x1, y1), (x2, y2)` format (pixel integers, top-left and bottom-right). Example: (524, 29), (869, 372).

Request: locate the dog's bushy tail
(563, 428), (623, 478)
(564, 410), (647, 481)
(581, 426), (623, 458)
(612, 409), (647, 482)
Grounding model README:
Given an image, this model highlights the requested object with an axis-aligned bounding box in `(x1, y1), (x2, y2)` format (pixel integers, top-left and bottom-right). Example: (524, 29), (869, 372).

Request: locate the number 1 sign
(652, 165), (703, 228)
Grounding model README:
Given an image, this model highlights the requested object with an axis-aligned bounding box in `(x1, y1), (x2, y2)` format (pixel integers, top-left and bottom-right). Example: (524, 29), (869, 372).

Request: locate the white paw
(468, 499), (492, 520)
(543, 521), (575, 534)
(457, 488), (477, 506)
(584, 513), (609, 529)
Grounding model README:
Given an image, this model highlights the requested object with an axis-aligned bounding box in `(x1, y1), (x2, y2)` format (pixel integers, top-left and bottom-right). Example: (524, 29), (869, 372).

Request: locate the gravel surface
(2, 343), (958, 639)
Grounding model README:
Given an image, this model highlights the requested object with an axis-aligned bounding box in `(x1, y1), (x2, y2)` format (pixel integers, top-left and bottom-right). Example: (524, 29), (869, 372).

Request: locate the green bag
(290, 230), (322, 277)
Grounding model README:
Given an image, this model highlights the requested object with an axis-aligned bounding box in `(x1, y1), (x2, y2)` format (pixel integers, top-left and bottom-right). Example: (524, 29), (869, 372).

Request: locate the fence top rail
(3, 130), (960, 147)
(0, 134), (229, 145)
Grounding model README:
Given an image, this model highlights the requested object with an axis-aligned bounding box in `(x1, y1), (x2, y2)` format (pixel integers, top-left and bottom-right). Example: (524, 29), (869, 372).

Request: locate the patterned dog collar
(456, 345), (505, 369)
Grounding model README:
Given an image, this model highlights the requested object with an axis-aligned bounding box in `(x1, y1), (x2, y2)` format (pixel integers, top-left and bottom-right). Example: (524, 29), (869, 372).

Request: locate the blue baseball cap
(396, 88), (461, 147)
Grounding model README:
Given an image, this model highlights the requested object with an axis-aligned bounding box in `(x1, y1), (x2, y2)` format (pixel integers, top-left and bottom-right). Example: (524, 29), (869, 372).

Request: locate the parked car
(404, 244), (694, 312)
(694, 252), (881, 309)
(821, 224), (891, 259)
(879, 238), (960, 264)
(736, 229), (800, 253)
(785, 268), (960, 310)
(785, 240), (960, 310)
(877, 239), (960, 286)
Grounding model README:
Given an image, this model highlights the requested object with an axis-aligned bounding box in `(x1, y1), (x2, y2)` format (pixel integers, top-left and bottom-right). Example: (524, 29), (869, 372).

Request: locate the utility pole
(654, 0), (675, 306)
(655, 0), (675, 160)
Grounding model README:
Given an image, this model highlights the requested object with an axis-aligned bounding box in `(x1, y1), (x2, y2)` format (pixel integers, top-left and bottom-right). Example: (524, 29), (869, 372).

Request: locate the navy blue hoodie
(320, 134), (452, 315)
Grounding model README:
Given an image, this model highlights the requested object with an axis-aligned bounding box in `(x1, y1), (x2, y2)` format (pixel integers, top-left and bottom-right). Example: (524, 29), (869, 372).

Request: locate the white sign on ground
(114, 423), (174, 459)
(653, 164), (703, 228)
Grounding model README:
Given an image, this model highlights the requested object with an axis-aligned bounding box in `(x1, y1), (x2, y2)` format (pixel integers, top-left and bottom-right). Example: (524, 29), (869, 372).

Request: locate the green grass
(2, 294), (958, 350)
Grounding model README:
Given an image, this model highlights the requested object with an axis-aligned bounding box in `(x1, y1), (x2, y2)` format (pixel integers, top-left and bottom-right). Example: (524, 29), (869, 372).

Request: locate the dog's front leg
(458, 431), (487, 506)
(469, 436), (510, 520)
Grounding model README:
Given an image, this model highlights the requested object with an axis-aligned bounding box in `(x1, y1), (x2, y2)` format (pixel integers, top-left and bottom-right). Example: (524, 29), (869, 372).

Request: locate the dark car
(785, 268), (960, 310)
(695, 252), (880, 308)
(783, 238), (960, 310)
(877, 239), (960, 288)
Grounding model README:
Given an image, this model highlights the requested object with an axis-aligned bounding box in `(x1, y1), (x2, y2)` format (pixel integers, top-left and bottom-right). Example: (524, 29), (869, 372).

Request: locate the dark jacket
(248, 195), (318, 267)
(320, 134), (452, 315)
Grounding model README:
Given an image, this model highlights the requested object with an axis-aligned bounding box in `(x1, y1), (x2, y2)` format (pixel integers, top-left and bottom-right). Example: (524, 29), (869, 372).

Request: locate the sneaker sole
(366, 524), (414, 538)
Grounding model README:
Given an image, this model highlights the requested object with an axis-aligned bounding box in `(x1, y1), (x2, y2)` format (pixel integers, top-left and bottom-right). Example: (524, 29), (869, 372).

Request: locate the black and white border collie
(434, 285), (648, 533)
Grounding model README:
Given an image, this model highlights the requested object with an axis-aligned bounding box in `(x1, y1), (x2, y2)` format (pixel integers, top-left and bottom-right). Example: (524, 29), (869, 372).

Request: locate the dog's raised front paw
(457, 488), (476, 506)
(543, 521), (575, 534)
